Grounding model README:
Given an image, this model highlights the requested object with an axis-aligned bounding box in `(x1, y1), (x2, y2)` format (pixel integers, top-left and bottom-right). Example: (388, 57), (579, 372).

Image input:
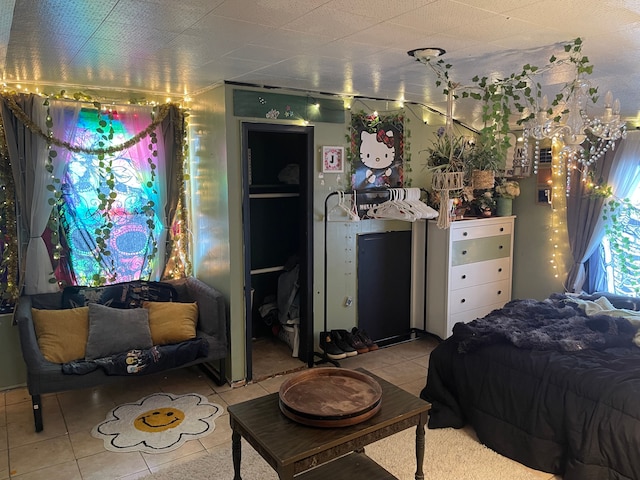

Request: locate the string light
(548, 138), (568, 280)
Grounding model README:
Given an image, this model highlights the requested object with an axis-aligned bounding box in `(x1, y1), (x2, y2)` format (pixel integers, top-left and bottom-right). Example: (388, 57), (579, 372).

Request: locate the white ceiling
(2, 0), (640, 131)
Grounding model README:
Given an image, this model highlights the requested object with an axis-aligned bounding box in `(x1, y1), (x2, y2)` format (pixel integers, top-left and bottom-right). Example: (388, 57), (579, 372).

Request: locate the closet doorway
(241, 123), (314, 381)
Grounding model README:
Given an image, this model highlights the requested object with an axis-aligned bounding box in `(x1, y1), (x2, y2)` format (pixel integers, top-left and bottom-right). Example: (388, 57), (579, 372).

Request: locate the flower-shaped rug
(92, 392), (224, 454)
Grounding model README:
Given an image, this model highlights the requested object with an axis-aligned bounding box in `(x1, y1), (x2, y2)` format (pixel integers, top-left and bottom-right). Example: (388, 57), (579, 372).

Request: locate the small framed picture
(322, 146), (344, 173)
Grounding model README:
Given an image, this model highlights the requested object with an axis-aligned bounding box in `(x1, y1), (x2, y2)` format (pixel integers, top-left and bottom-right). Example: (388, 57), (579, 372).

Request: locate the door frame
(240, 122), (314, 380)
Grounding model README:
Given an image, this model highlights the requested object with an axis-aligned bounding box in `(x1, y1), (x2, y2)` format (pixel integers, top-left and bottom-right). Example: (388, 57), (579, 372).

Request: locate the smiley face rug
(92, 392), (223, 454)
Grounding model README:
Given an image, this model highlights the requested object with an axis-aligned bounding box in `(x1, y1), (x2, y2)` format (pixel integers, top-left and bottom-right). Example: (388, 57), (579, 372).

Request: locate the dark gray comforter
(421, 295), (640, 480)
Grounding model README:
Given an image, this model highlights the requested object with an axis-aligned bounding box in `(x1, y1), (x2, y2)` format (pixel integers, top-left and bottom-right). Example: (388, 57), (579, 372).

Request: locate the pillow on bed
(32, 307), (89, 363)
(85, 303), (152, 360)
(143, 301), (198, 345)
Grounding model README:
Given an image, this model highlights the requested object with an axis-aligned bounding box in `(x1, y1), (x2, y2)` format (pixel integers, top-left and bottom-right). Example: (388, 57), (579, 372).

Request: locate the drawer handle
(500, 227), (504, 232)
(498, 268), (503, 273)
(497, 290), (502, 295)
(463, 231), (468, 236)
(498, 245), (504, 250)
(462, 250), (468, 255)
(461, 274), (467, 279)
(460, 298), (466, 303)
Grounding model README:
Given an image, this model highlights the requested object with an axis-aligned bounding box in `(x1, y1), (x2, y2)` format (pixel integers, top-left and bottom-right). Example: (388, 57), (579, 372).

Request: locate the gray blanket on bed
(453, 294), (639, 353)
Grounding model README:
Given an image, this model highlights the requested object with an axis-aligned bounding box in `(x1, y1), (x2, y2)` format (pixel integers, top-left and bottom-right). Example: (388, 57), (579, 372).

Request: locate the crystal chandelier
(523, 78), (627, 192)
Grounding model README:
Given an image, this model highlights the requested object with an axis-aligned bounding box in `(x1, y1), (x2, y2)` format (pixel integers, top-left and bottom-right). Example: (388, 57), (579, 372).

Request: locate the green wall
(190, 84), (568, 384)
(0, 314), (26, 389)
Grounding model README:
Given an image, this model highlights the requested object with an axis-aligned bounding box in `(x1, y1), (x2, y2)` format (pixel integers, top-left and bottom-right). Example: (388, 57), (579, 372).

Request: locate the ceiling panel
(1, 0), (640, 130)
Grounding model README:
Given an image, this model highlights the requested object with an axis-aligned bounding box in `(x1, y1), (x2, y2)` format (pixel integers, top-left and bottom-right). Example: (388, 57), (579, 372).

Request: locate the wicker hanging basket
(431, 171), (464, 229)
(431, 171), (464, 191)
(471, 169), (495, 190)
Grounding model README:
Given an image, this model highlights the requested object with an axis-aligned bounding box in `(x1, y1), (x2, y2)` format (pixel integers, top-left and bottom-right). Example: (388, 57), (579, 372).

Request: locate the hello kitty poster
(350, 112), (404, 190)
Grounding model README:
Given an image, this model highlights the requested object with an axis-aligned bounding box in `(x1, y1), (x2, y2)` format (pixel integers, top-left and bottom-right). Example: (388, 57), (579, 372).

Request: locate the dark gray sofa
(14, 276), (228, 432)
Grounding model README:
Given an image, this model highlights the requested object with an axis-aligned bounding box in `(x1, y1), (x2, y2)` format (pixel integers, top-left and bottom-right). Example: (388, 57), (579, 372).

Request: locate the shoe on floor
(331, 330), (358, 357)
(352, 327), (379, 351)
(340, 328), (368, 354)
(320, 331), (347, 360)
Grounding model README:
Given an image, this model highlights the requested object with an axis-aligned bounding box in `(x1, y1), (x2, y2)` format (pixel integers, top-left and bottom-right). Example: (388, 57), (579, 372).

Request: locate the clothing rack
(314, 190), (343, 366)
(313, 192), (340, 367)
(313, 188), (433, 366)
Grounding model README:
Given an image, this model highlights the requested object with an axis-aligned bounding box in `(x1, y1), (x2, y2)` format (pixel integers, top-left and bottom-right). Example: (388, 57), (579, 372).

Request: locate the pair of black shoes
(319, 329), (378, 360)
(350, 327), (379, 353)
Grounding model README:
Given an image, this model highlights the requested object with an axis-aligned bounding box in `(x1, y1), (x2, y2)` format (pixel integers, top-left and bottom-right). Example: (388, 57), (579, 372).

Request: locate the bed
(420, 293), (640, 480)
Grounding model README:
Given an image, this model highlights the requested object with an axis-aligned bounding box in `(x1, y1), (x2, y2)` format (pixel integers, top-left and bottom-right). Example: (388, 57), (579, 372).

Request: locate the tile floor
(0, 335), (561, 480)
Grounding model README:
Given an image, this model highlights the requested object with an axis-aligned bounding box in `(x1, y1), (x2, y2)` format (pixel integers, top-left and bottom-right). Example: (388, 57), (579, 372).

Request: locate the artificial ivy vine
(602, 196), (640, 295)
(2, 93), (173, 156)
(422, 38), (596, 163)
(43, 98), (63, 283)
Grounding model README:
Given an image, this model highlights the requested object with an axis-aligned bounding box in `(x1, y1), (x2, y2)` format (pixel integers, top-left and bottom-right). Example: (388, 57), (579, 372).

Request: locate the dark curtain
(160, 105), (187, 277)
(567, 132), (640, 292)
(565, 146), (613, 292)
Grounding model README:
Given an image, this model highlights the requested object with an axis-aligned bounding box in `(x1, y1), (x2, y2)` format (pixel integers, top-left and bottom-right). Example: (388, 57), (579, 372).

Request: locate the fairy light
(548, 137), (569, 280)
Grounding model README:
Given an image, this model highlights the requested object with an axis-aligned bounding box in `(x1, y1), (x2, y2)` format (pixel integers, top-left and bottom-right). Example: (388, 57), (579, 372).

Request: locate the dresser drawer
(450, 257), (511, 290)
(451, 234), (511, 266)
(451, 221), (512, 241)
(449, 279), (511, 314)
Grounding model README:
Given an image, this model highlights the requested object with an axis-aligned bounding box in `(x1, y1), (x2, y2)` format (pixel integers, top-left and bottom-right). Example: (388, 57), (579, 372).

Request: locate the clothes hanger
(368, 189), (416, 221)
(328, 190), (360, 222)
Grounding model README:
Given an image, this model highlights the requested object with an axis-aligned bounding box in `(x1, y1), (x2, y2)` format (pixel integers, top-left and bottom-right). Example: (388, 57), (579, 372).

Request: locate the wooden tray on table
(278, 368), (382, 427)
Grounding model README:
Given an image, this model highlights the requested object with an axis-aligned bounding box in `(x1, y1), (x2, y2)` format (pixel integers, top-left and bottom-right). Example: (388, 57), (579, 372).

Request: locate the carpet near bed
(141, 426), (544, 480)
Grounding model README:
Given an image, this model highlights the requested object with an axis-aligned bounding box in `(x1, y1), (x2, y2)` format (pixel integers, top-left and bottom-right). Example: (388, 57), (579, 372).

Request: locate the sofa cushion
(143, 301), (198, 345)
(85, 303), (152, 360)
(32, 307), (89, 363)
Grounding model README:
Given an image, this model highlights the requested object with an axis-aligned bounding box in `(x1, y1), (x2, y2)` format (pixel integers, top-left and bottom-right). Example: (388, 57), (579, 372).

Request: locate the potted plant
(426, 126), (468, 172)
(494, 179), (520, 216)
(425, 125), (467, 197)
(465, 141), (501, 190)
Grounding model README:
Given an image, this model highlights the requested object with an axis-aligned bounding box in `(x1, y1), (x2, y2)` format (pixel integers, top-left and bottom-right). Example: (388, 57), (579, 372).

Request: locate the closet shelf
(250, 192), (299, 199)
(251, 266), (285, 275)
(249, 184), (299, 195)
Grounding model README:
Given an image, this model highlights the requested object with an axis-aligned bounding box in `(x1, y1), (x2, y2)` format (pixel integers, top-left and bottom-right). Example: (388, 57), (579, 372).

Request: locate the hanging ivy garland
(1, 93), (173, 156)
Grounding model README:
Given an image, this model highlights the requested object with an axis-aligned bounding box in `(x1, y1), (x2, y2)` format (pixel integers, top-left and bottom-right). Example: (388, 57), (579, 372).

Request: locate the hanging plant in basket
(422, 90), (469, 229)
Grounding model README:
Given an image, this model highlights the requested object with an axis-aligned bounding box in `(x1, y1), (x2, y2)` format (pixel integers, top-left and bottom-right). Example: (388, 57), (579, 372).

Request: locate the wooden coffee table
(228, 368), (431, 480)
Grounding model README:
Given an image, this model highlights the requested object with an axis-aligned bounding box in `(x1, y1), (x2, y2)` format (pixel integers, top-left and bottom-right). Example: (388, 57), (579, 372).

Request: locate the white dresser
(426, 216), (515, 339)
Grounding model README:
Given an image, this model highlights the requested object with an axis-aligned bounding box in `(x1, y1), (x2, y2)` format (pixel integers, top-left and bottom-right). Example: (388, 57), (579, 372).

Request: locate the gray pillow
(85, 303), (152, 360)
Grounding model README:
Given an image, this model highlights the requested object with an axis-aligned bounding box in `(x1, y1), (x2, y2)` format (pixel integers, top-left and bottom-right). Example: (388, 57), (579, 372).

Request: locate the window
(601, 183), (640, 296)
(56, 107), (164, 286)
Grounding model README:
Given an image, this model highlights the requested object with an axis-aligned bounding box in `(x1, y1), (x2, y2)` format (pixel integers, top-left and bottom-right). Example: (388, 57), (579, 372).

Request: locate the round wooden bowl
(278, 368), (382, 427)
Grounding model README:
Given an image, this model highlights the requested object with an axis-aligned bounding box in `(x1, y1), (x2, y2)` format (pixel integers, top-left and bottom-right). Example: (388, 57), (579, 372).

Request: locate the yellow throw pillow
(143, 301), (198, 345)
(32, 307), (89, 363)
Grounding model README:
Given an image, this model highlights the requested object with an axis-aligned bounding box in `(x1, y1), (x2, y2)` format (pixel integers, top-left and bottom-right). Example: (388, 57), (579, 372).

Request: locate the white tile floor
(0, 336), (561, 479)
